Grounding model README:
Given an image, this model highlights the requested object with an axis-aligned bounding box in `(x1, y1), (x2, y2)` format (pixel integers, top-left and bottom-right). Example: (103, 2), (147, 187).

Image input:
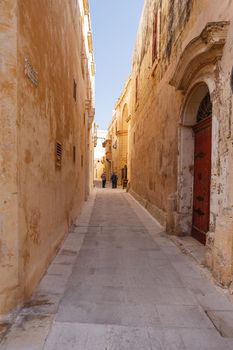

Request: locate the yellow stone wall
(0, 0), (21, 313)
(104, 79), (131, 185)
(0, 0), (95, 314)
(94, 160), (105, 180)
(123, 0), (233, 286)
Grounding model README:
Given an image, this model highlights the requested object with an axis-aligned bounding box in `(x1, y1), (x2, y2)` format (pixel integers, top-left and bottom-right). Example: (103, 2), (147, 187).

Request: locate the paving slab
(206, 310), (233, 337)
(44, 322), (108, 350)
(179, 328), (231, 350)
(0, 315), (53, 350)
(157, 304), (214, 329)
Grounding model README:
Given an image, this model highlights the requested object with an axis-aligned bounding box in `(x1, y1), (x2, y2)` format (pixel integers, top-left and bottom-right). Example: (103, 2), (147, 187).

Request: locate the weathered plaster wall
(0, 0), (95, 314)
(104, 79), (131, 186)
(128, 0), (233, 285)
(0, 0), (21, 313)
(115, 105), (129, 182)
(17, 0), (90, 300)
(206, 17), (233, 285)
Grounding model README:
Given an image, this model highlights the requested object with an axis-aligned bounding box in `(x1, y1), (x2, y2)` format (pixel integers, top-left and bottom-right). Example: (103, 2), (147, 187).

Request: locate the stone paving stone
(107, 325), (152, 350)
(170, 260), (203, 279)
(44, 322), (107, 350)
(226, 338), (233, 349)
(206, 310), (233, 337)
(179, 328), (232, 350)
(20, 292), (61, 316)
(47, 263), (73, 277)
(156, 304), (214, 329)
(0, 315), (53, 350)
(159, 244), (183, 255)
(57, 300), (161, 328)
(196, 292), (233, 312)
(182, 276), (219, 297)
(151, 265), (185, 288)
(127, 286), (197, 305)
(61, 235), (85, 253)
(147, 328), (186, 350)
(36, 274), (69, 295)
(52, 253), (77, 266)
(61, 282), (127, 304)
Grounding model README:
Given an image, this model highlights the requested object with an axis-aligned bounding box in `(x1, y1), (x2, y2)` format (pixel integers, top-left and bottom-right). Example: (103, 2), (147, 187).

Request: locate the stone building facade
(103, 78), (131, 185)
(117, 0), (233, 287)
(94, 129), (107, 180)
(0, 0), (95, 314)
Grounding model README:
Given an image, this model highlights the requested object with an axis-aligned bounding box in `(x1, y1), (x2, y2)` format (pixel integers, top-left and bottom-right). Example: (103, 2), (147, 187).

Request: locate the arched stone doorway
(177, 83), (213, 244)
(192, 91), (212, 244)
(169, 22), (229, 244)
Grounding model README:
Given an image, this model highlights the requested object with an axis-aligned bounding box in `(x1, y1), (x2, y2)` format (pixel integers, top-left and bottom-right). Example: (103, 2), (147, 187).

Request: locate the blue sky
(89, 0), (144, 130)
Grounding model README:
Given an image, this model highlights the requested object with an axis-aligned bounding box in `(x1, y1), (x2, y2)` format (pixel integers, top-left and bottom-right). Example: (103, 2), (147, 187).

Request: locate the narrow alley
(2, 0), (233, 349)
(1, 186), (233, 349)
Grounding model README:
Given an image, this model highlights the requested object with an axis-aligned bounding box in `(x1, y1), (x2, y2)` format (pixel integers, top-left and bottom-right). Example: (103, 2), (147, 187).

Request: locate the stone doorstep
(168, 234), (224, 290)
(168, 235), (206, 266)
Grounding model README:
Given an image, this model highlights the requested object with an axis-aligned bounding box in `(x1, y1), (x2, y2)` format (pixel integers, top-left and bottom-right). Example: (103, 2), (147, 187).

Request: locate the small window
(196, 93), (212, 123)
(73, 146), (76, 163)
(152, 11), (159, 63)
(73, 79), (77, 101)
(81, 154), (84, 167)
(56, 141), (62, 168)
(133, 132), (136, 145)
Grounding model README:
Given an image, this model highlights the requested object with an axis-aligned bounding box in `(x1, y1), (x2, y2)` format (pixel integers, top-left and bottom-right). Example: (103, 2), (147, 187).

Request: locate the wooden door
(192, 116), (212, 244)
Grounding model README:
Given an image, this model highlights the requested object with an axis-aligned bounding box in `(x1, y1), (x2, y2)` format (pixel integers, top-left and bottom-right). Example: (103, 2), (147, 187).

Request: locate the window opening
(73, 79), (77, 101)
(56, 141), (62, 168)
(196, 93), (212, 123)
(73, 146), (76, 163)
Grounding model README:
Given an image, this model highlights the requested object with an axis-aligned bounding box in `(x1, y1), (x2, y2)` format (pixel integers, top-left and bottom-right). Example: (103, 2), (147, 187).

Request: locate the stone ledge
(129, 189), (166, 227)
(169, 235), (206, 266)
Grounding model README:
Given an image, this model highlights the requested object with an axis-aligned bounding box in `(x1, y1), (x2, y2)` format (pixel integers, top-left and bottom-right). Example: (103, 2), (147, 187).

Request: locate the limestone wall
(0, 0), (95, 314)
(127, 0), (233, 285)
(0, 0), (21, 313)
(104, 79), (131, 185)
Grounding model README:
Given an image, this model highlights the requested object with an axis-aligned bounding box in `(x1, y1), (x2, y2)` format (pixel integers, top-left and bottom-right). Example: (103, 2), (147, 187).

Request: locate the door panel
(192, 117), (212, 245)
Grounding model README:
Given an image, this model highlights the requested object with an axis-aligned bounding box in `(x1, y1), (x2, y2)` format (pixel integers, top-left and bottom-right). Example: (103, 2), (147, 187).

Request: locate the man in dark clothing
(101, 172), (107, 188)
(111, 172), (118, 189)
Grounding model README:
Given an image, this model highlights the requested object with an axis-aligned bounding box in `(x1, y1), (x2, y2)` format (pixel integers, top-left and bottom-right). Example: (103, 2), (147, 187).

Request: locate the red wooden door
(192, 116), (212, 245)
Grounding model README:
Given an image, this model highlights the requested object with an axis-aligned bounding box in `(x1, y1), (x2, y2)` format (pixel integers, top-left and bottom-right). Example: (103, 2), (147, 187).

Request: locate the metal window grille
(73, 79), (77, 101)
(73, 146), (76, 163)
(56, 141), (62, 168)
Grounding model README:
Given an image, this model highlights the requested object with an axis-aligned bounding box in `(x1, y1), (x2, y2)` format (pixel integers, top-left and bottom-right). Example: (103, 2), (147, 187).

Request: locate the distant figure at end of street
(101, 172), (107, 188)
(111, 172), (118, 189)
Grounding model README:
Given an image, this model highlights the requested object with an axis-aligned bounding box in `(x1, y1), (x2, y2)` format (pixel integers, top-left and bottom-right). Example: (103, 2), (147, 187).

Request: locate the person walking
(101, 172), (107, 188)
(111, 172), (118, 189)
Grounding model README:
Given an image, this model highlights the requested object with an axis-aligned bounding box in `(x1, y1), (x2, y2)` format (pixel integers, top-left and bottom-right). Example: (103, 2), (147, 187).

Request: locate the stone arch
(170, 21), (229, 238)
(177, 81), (213, 236)
(181, 83), (210, 126)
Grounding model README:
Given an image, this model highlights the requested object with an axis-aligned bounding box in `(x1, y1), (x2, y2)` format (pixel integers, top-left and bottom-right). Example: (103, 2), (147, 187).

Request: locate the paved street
(1, 186), (233, 349)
